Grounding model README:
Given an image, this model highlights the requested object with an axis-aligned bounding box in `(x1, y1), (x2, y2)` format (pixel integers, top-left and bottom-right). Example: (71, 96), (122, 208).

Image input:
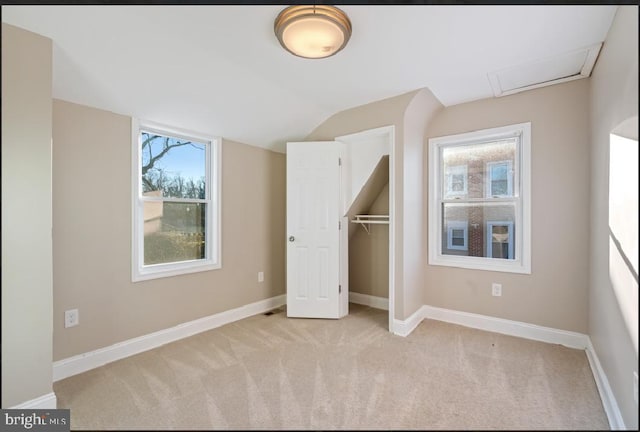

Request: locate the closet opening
(345, 157), (389, 329)
(285, 126), (395, 331)
(336, 127), (394, 331)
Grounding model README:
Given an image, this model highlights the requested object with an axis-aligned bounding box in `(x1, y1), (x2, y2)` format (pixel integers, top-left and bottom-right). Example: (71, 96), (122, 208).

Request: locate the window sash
(139, 127), (211, 201)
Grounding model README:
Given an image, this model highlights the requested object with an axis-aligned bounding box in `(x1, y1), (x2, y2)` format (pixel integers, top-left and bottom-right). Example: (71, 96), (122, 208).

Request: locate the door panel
(286, 141), (341, 318)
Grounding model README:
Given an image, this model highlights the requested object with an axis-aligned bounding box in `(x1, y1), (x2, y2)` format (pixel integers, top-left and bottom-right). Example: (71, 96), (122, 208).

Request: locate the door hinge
(338, 157), (342, 166)
(339, 285), (342, 294)
(339, 220), (341, 230)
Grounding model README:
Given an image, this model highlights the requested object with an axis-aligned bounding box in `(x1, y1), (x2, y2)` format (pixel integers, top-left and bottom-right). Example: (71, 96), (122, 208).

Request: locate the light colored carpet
(54, 303), (608, 430)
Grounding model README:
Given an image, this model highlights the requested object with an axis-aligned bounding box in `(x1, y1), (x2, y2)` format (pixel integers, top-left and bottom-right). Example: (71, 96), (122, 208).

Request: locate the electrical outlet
(258, 271), (264, 283)
(634, 371), (638, 405)
(492, 283), (502, 297)
(65, 309), (79, 328)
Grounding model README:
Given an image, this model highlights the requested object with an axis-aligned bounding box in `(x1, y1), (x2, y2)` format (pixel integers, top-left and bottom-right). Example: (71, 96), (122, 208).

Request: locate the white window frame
(428, 122), (531, 274)
(486, 160), (513, 197)
(447, 220), (468, 251)
(446, 164), (468, 197)
(486, 221), (514, 259)
(132, 119), (222, 282)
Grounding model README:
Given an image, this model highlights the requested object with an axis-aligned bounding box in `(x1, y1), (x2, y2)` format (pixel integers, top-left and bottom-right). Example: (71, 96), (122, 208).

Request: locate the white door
(286, 141), (341, 318)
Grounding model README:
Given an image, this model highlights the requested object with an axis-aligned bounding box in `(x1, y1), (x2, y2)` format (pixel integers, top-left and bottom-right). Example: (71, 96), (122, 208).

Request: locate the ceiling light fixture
(274, 5), (352, 59)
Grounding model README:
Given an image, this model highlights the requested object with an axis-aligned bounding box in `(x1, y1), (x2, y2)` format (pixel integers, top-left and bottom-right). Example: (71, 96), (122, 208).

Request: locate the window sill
(428, 255), (531, 274)
(133, 260), (221, 282)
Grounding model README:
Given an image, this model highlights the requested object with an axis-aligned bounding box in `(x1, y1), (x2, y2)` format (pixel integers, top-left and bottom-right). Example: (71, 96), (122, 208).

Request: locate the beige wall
(403, 89), (442, 318)
(588, 6), (638, 429)
(425, 78), (590, 333)
(308, 89), (443, 320)
(52, 99), (285, 360)
(1, 24), (54, 407)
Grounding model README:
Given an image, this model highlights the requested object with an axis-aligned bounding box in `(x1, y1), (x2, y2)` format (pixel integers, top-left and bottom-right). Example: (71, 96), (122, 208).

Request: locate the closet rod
(351, 215), (389, 220)
(350, 215), (389, 234)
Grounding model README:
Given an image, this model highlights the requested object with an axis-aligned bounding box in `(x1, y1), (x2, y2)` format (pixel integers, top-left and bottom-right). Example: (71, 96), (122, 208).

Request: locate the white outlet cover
(65, 309), (79, 328)
(258, 272), (264, 282)
(492, 283), (502, 296)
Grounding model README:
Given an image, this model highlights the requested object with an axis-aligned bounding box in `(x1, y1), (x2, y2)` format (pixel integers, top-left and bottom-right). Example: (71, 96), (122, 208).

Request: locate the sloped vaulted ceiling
(1, 5), (617, 152)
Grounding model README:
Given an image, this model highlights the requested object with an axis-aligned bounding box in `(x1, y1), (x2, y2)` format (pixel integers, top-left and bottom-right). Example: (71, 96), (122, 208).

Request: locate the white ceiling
(2, 5), (617, 152)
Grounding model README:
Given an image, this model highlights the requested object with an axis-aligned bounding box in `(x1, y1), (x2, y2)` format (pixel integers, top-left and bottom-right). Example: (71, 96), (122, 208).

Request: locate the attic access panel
(488, 43), (602, 97)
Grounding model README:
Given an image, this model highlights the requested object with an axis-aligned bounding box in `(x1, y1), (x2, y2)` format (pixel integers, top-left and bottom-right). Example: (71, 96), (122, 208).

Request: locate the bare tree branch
(141, 136), (194, 175)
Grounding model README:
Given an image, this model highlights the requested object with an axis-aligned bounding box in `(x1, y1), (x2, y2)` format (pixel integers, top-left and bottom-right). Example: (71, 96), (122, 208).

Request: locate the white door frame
(336, 126), (395, 332)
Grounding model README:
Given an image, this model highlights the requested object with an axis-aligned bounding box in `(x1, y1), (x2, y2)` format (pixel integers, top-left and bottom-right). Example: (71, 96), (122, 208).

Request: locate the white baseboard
(421, 305), (589, 349)
(349, 292), (389, 310)
(11, 392), (57, 409)
(53, 294), (286, 382)
(585, 339), (626, 430)
(393, 305), (427, 337)
(392, 304), (589, 349)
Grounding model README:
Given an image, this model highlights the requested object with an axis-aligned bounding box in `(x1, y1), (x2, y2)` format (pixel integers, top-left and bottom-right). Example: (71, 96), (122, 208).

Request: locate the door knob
(289, 236), (295, 242)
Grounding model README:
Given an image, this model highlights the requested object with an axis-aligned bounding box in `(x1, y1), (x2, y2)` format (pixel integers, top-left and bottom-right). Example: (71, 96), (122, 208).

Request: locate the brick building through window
(441, 139), (516, 259)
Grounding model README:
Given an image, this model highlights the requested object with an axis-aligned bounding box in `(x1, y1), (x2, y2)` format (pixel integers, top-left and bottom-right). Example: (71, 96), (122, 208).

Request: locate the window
(446, 165), (468, 197)
(486, 221), (514, 259)
(608, 119), (639, 343)
(428, 122), (531, 274)
(486, 160), (513, 197)
(447, 220), (468, 251)
(132, 120), (221, 281)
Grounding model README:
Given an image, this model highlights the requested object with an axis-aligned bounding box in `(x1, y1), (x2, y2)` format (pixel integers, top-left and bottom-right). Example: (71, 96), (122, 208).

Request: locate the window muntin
(428, 123), (530, 274)
(133, 121), (221, 281)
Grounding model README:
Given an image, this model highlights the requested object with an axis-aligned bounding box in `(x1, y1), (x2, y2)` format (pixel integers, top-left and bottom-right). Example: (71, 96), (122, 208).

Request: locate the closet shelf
(351, 215), (389, 234)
